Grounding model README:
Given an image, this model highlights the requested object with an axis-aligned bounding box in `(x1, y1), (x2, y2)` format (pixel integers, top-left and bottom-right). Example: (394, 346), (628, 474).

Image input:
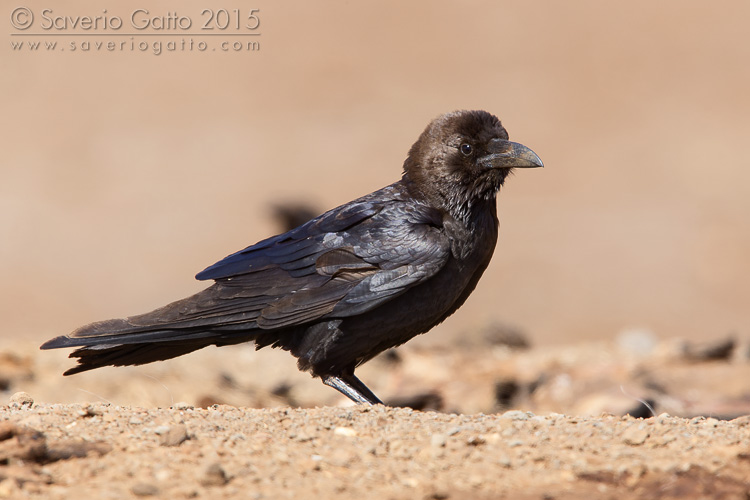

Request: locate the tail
(41, 328), (256, 376)
(41, 284), (263, 375)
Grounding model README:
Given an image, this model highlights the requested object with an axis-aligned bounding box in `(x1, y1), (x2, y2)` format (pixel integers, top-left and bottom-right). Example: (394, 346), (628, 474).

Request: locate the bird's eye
(460, 143), (473, 156)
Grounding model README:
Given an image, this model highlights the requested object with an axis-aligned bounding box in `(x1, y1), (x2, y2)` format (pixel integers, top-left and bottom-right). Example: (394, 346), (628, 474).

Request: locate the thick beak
(479, 139), (544, 169)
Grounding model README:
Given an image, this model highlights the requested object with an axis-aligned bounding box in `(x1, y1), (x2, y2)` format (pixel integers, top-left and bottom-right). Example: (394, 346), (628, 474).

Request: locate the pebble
(501, 410), (533, 420)
(200, 462), (229, 486)
(333, 426), (357, 437)
(622, 425), (649, 446)
(160, 424), (189, 447)
(131, 482), (159, 496)
(9, 392), (33, 408)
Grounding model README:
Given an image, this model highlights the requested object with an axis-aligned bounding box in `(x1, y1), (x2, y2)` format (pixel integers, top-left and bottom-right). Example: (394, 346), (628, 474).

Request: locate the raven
(41, 110), (543, 405)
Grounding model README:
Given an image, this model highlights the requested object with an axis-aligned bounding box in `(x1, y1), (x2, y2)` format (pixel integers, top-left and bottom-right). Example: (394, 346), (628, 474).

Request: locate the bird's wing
(193, 188), (451, 330)
(194, 196), (385, 281)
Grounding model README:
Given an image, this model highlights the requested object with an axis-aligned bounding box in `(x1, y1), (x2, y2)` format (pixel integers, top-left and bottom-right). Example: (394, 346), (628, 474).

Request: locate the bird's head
(403, 110), (542, 218)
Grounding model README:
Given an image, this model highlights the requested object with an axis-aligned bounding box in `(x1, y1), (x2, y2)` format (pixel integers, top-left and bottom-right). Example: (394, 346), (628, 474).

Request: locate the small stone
(160, 424), (189, 447)
(45, 439), (111, 461)
(622, 425), (649, 446)
(501, 410), (533, 420)
(131, 482), (159, 496)
(9, 392), (33, 408)
(173, 402), (194, 411)
(129, 417), (143, 425)
(333, 426), (357, 437)
(201, 462), (229, 486)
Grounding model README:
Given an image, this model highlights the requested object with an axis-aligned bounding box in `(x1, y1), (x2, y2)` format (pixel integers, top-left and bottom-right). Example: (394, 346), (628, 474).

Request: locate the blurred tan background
(3, 0), (749, 353)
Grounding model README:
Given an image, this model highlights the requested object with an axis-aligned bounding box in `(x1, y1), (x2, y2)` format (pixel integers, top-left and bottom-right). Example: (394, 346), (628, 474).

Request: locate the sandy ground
(2, 404), (750, 500)
(2, 334), (750, 499)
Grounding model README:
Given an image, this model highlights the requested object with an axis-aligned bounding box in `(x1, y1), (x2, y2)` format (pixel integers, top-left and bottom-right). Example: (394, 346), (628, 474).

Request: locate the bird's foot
(322, 373), (384, 405)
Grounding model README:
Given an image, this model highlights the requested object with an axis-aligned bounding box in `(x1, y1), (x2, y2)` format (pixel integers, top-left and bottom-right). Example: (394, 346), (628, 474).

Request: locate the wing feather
(188, 184), (450, 331)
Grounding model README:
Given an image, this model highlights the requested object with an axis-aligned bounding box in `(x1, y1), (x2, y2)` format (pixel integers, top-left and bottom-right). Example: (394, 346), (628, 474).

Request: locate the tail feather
(39, 284), (267, 374)
(40, 280), (308, 375)
(41, 328), (221, 350)
(53, 283), (267, 341)
(57, 331), (258, 376)
(62, 341), (211, 375)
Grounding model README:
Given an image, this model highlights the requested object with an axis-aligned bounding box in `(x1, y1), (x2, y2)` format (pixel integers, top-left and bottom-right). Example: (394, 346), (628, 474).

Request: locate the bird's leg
(322, 373), (384, 405)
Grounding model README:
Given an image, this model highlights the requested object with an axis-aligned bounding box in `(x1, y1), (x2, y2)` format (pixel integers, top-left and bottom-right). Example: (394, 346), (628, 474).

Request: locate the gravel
(1, 403), (748, 499)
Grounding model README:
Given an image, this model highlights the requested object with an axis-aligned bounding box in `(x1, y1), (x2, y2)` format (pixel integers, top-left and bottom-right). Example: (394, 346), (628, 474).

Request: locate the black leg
(322, 373), (384, 405)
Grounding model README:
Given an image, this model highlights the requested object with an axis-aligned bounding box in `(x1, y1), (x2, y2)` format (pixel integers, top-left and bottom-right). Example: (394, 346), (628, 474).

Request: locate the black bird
(41, 110), (542, 405)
